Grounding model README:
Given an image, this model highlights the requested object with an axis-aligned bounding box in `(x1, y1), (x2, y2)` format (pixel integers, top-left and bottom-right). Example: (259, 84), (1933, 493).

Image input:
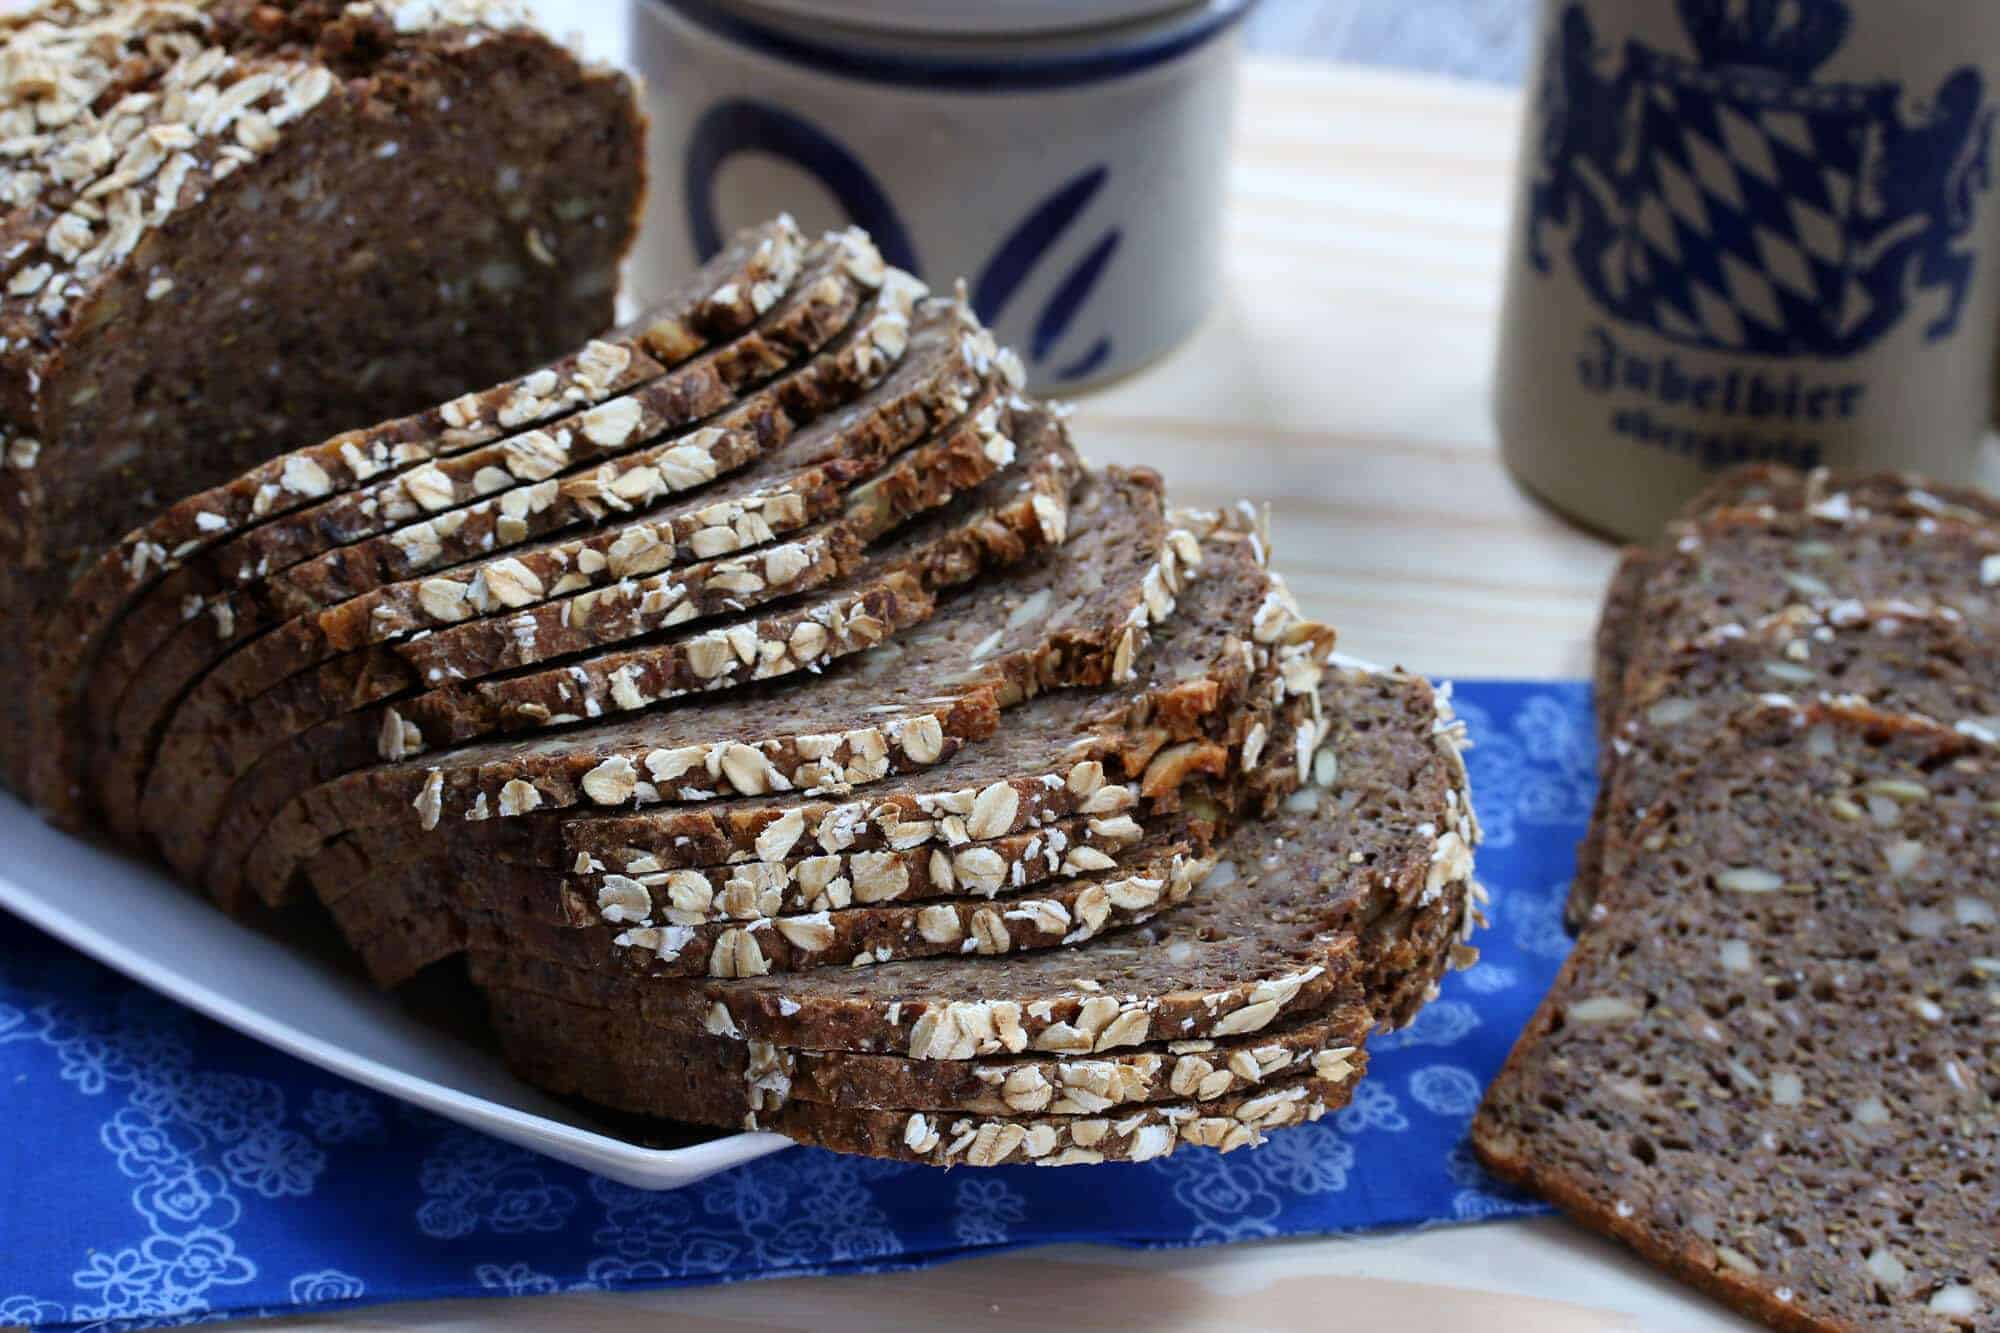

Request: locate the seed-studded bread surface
(1475, 703), (1998, 1332)
(1571, 605), (2000, 933)
(465, 666), (1474, 1060)
(90, 231), (891, 841)
(316, 491), (1285, 887)
(137, 300), (991, 877)
(351, 826), (1215, 989)
(3, 0), (646, 802)
(214, 424), (1085, 908)
(484, 984), (1374, 1121)
(1572, 465), (2000, 931)
(248, 459), (1165, 893)
(26, 217), (798, 821)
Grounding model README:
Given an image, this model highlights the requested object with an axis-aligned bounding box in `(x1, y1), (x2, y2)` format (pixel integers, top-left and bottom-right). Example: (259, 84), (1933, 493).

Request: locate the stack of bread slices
(1476, 468), (2000, 1327)
(0, 3), (1482, 1167)
(36, 213), (1486, 1165)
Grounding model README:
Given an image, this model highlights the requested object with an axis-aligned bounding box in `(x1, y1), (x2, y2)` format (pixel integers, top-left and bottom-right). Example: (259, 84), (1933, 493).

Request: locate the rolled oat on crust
(93, 231), (890, 838)
(8, 0), (647, 810)
(464, 666), (1477, 1063)
(219, 430), (1081, 907)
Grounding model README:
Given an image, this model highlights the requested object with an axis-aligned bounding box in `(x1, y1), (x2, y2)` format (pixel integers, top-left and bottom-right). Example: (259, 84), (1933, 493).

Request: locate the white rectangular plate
(0, 792), (790, 1190)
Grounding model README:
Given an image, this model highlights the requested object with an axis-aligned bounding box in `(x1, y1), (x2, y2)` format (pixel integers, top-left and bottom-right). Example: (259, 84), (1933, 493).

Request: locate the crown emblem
(1676, 0), (1852, 80)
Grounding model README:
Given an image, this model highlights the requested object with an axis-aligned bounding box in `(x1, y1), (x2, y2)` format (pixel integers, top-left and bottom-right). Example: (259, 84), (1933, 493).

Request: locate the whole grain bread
(485, 984), (1373, 1119)
(319, 492), (1283, 879)
(1572, 469), (2000, 930)
(1475, 702), (1998, 1332)
(304, 508), (1298, 978)
(214, 429), (1084, 908)
(90, 232), (893, 839)
(464, 666), (1473, 1059)
(7, 0), (648, 807)
(1572, 604), (2000, 932)
(345, 825), (1215, 988)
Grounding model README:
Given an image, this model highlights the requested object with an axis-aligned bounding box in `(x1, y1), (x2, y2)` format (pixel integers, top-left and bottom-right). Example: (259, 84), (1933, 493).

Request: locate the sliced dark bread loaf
(138, 366), (1010, 864)
(1571, 605), (2000, 931)
(2, 0), (646, 800)
(1573, 474), (2000, 930)
(313, 521), (1307, 981)
(463, 665), (1471, 1059)
(318, 491), (1277, 883)
(1475, 702), (1997, 1332)
(214, 432), (1086, 907)
(26, 216), (797, 819)
(88, 233), (894, 837)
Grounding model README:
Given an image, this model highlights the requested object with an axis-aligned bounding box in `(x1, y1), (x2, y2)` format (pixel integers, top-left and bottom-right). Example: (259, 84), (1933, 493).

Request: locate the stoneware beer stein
(627, 0), (1253, 393)
(1496, 0), (2000, 540)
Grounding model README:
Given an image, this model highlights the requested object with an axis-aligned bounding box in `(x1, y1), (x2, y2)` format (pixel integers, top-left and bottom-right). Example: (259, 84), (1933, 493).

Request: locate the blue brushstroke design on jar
(632, 0), (1253, 389)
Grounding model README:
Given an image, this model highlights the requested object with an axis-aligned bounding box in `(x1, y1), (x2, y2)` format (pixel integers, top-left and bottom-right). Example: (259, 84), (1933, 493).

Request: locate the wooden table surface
(233, 53), (1766, 1333)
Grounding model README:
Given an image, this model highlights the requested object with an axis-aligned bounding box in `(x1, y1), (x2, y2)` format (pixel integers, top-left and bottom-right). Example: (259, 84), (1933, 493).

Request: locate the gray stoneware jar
(627, 0), (1254, 392)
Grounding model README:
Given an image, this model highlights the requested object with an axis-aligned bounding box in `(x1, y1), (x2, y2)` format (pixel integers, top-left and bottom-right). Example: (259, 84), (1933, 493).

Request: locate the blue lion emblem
(1526, 0), (1995, 358)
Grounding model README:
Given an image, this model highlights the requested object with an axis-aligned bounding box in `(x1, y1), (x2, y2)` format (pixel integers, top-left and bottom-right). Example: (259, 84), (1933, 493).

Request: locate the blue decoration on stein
(684, 116), (1124, 383)
(683, 100), (922, 276)
(1525, 0), (1996, 359)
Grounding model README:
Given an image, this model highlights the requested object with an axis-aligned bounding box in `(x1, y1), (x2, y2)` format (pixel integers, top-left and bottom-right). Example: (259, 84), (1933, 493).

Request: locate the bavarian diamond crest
(1528, 0), (1995, 358)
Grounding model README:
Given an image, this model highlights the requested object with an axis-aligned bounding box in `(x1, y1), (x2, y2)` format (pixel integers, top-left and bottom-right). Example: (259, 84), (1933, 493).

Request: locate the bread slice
(487, 985), (1374, 1119)
(4, 1), (647, 801)
(212, 432), (1085, 908)
(89, 233), (893, 838)
(351, 824), (1216, 988)
(314, 802), (1154, 929)
(1475, 701), (1998, 1331)
(1573, 474), (2000, 930)
(27, 218), (800, 821)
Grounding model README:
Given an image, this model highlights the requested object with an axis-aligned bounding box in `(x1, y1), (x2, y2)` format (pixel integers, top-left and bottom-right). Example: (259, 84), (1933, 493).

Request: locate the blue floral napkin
(0, 680), (1590, 1331)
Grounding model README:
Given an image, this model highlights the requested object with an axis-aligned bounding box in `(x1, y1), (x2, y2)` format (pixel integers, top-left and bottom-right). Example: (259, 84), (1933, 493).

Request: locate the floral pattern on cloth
(0, 681), (1589, 1331)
